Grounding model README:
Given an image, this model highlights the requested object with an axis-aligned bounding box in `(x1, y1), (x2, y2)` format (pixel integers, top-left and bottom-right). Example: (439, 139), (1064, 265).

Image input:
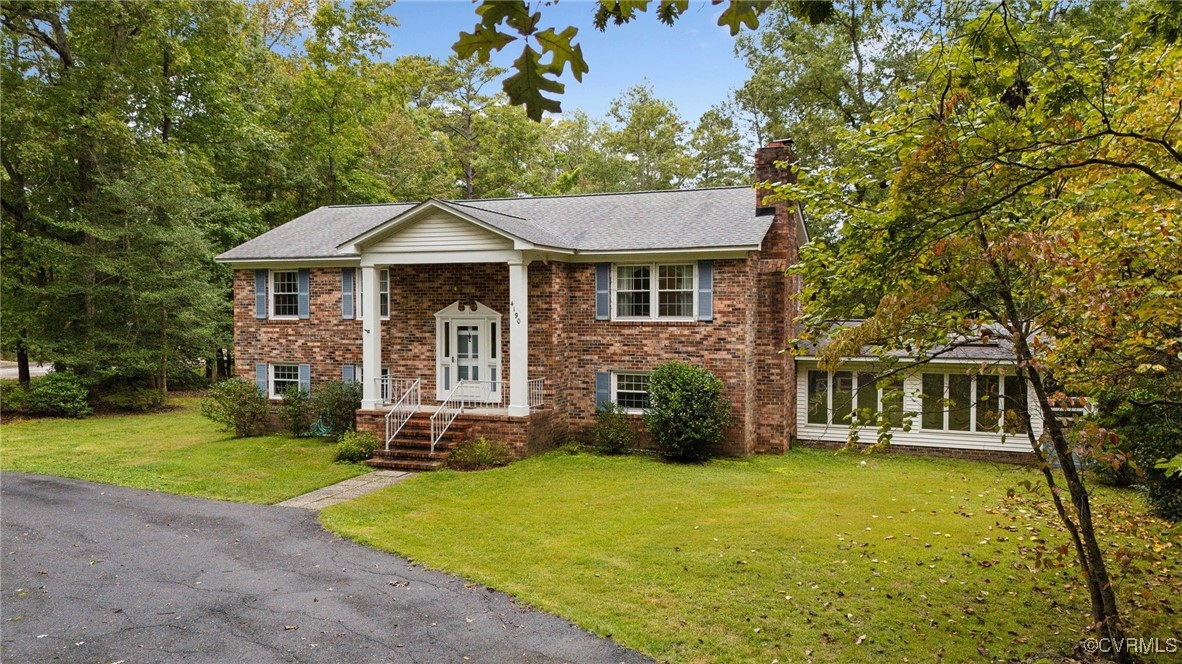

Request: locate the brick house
(217, 141), (1039, 467)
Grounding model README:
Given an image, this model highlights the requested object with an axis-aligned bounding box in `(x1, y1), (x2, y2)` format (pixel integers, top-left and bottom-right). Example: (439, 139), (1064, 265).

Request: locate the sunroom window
(807, 370), (907, 427)
(921, 372), (1027, 433)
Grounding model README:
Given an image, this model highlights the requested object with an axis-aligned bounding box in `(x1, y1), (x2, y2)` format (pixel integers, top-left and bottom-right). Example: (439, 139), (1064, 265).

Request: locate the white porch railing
(429, 382), (467, 454)
(428, 378), (546, 452)
(528, 377), (544, 411)
(383, 378), (421, 451)
(375, 376), (417, 406)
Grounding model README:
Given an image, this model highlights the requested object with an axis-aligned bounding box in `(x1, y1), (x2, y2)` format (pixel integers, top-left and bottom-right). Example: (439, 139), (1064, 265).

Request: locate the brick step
(383, 436), (460, 449)
(373, 448), (451, 461)
(364, 457), (445, 471)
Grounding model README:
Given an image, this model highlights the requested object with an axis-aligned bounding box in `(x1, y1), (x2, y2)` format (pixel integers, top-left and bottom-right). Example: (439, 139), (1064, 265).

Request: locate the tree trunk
(16, 341), (31, 387)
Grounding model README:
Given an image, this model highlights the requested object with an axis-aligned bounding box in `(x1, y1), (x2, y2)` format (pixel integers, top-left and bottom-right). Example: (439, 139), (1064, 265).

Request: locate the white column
(507, 257), (530, 417)
(360, 265), (383, 410)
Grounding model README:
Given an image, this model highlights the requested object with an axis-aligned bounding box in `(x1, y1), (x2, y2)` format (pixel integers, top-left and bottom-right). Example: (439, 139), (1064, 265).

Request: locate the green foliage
(592, 401), (635, 455)
(278, 385), (313, 436)
(310, 380), (363, 438)
(334, 429), (380, 463)
(606, 84), (692, 190)
(0, 381), (31, 414)
(2, 397), (368, 504)
(26, 372), (93, 418)
(448, 436), (513, 471)
(644, 362), (730, 462)
(200, 378), (269, 437)
(1096, 389), (1182, 520)
(96, 386), (167, 413)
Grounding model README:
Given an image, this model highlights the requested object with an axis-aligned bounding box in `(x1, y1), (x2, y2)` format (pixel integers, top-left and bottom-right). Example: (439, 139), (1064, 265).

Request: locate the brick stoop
(363, 413), (471, 471)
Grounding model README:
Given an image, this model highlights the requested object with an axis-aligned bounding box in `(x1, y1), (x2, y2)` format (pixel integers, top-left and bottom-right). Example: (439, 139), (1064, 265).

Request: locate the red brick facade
(233, 142), (805, 457)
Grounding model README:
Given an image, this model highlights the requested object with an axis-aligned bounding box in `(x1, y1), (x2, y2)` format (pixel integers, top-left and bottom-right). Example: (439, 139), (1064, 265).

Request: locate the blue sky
(381, 1), (752, 122)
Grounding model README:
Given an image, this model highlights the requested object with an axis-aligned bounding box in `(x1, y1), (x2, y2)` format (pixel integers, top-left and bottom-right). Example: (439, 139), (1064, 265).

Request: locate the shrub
(97, 385), (166, 412)
(334, 429), (380, 463)
(1, 381), (31, 414)
(644, 361), (730, 462)
(278, 385), (313, 436)
(27, 371), (92, 418)
(200, 378), (270, 437)
(593, 401), (635, 454)
(1095, 388), (1182, 520)
(448, 436), (513, 471)
(310, 380), (363, 438)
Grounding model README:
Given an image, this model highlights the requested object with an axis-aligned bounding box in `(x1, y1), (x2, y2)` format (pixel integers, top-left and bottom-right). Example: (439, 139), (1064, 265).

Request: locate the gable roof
(216, 186), (773, 261)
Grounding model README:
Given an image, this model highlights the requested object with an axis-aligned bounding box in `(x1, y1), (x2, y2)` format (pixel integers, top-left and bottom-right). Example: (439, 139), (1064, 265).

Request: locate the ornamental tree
(787, 3), (1180, 659)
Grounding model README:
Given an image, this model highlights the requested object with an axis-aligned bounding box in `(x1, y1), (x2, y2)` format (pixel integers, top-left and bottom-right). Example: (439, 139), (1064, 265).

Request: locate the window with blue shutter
(255, 362), (267, 393)
(297, 269), (310, 319)
(697, 260), (713, 322)
(254, 270), (267, 319)
(595, 263), (611, 320)
(298, 364), (311, 392)
(341, 364), (355, 383)
(341, 268), (354, 320)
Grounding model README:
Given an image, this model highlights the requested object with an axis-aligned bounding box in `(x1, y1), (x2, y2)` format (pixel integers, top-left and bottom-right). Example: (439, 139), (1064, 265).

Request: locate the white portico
(342, 199), (544, 417)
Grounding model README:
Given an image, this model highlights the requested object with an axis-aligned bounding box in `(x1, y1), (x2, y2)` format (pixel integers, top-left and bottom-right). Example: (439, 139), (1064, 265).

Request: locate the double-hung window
(614, 263), (695, 320)
(271, 271), (299, 318)
(358, 268), (390, 320)
(271, 364), (300, 397)
(614, 372), (650, 411)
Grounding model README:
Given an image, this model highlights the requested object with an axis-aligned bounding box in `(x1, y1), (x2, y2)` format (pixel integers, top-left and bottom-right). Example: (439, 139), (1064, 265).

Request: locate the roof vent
(756, 206), (777, 217)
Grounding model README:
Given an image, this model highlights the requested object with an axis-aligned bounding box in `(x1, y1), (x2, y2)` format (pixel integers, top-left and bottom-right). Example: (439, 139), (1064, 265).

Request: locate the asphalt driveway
(0, 473), (648, 663)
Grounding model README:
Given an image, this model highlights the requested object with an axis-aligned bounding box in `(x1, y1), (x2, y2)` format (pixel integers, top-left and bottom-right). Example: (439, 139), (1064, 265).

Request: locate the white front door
(435, 302), (502, 402)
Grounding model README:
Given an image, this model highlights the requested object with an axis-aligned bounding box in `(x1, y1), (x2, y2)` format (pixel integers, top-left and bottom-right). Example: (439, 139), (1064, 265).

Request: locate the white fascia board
(215, 257), (360, 269)
(567, 247), (757, 262)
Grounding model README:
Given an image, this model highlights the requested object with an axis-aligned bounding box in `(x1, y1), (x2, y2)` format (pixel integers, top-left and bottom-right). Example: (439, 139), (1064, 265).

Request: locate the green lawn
(321, 449), (1180, 663)
(1, 398), (368, 503)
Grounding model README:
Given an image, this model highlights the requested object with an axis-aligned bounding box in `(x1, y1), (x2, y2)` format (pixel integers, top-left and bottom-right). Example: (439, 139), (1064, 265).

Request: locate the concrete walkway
(275, 470), (413, 510)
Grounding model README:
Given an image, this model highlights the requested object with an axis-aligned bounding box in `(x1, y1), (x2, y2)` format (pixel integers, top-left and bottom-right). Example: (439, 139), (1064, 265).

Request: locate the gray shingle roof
(216, 187), (770, 261)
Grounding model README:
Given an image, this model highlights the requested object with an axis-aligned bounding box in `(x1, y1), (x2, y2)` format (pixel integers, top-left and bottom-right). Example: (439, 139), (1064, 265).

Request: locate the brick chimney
(753, 139), (797, 261)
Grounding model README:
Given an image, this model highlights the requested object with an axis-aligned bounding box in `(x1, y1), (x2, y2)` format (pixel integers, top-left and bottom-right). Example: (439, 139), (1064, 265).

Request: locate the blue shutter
(595, 263), (611, 320)
(697, 260), (714, 322)
(342, 364), (355, 383)
(297, 269), (310, 319)
(298, 364), (311, 392)
(255, 362), (267, 393)
(341, 268), (354, 320)
(254, 270), (267, 319)
(595, 371), (611, 408)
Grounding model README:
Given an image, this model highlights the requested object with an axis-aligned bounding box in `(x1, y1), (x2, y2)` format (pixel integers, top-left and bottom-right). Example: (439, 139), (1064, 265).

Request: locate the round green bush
(644, 361), (730, 462)
(448, 436), (513, 470)
(335, 429), (380, 463)
(200, 378), (269, 437)
(27, 371), (92, 418)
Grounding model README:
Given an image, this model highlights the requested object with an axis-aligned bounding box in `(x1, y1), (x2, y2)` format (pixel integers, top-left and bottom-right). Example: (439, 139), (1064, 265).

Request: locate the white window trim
(612, 371), (651, 414)
(269, 270), (300, 320)
(357, 268), (391, 321)
(610, 262), (697, 321)
(919, 371), (1016, 434)
(269, 363), (300, 399)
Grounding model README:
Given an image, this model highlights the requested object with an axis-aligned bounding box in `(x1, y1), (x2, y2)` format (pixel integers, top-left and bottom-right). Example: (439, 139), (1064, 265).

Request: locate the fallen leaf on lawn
(855, 634), (867, 645)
